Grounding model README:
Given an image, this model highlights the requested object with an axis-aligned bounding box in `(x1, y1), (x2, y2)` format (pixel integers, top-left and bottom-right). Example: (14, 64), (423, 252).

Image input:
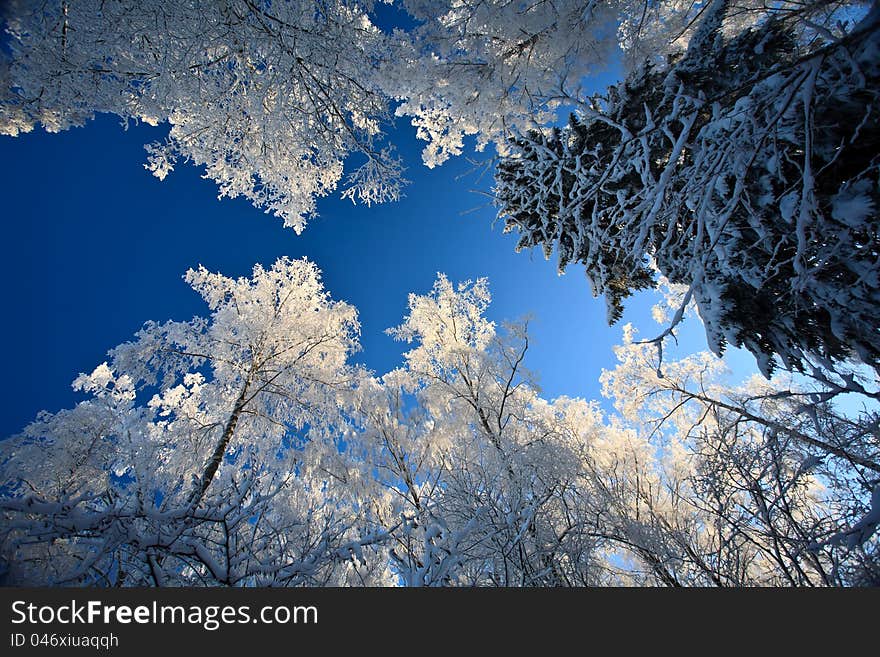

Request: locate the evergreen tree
(495, 3), (880, 377)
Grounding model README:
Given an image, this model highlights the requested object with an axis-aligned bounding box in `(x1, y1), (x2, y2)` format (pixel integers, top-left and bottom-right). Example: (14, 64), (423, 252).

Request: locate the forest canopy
(0, 0), (878, 586)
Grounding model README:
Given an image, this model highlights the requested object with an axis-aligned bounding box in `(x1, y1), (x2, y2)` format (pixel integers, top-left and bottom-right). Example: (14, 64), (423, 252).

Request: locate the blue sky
(0, 103), (759, 440)
(0, 0), (755, 438)
(0, 114), (615, 435)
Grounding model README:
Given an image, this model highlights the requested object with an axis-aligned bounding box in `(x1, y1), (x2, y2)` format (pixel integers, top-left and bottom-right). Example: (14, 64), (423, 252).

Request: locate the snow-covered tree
(1, 257), (876, 586)
(0, 0), (406, 232)
(350, 271), (879, 586)
(1, 264), (621, 587)
(365, 276), (611, 585)
(598, 326), (880, 585)
(389, 0), (851, 168)
(6, 1), (855, 232)
(385, 0), (621, 168)
(495, 0), (880, 377)
(0, 257), (394, 586)
(0, 0), (635, 223)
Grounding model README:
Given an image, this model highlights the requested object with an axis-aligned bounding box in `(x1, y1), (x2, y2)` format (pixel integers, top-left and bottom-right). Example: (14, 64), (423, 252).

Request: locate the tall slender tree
(0, 257), (393, 586)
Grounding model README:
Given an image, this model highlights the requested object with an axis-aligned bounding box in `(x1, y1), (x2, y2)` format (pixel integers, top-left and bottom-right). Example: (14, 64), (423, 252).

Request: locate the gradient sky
(0, 93), (757, 439)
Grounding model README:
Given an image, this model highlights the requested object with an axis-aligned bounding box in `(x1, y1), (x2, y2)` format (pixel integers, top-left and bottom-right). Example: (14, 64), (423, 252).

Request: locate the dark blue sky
(1, 0), (753, 438)
(1, 113), (685, 437)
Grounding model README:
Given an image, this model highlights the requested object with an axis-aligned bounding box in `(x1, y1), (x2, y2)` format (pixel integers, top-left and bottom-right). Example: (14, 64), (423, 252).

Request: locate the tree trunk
(187, 378), (252, 508)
